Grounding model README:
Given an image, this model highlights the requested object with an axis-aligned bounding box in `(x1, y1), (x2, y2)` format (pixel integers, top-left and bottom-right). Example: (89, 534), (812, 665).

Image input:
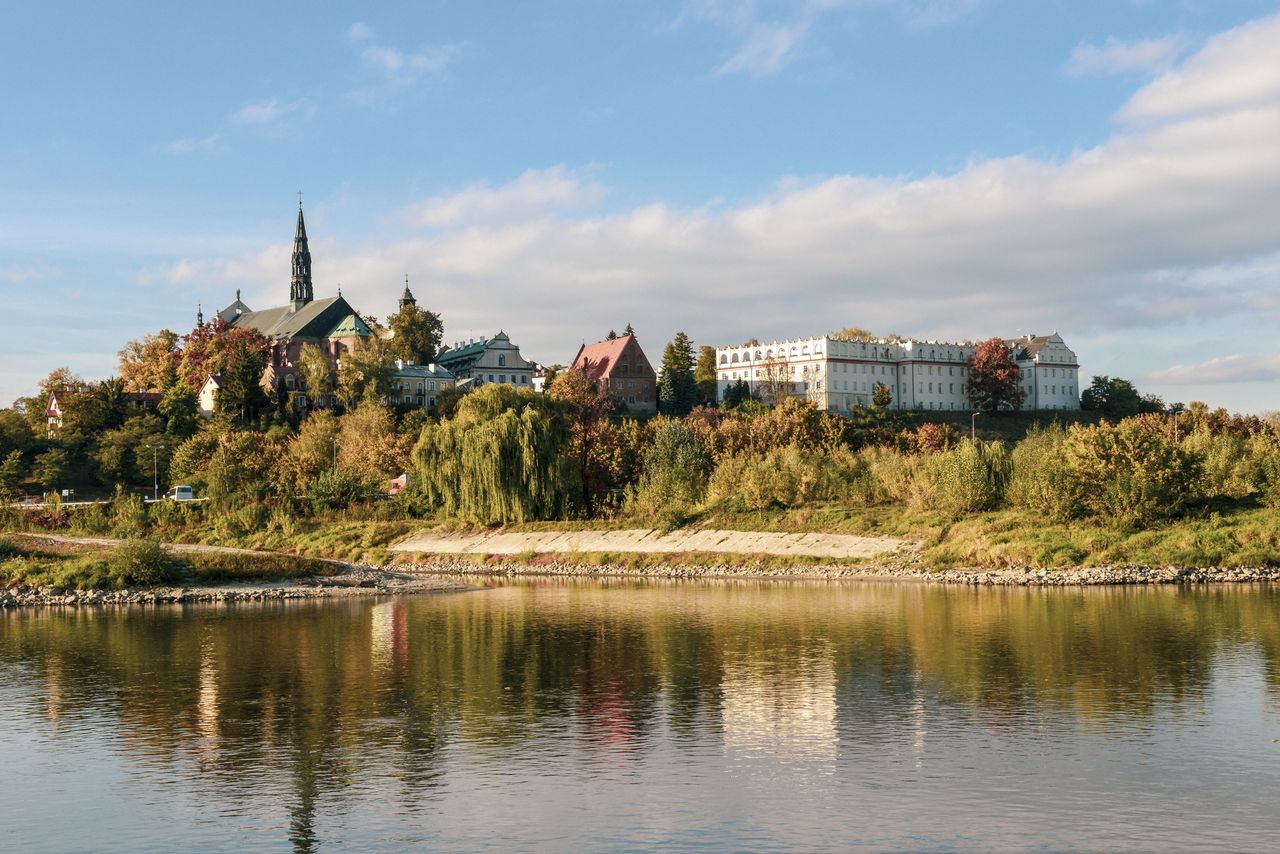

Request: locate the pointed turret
(290, 201), (313, 310)
(399, 274), (416, 311)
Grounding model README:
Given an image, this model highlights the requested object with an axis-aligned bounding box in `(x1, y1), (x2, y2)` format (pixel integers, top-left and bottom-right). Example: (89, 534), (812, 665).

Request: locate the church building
(215, 203), (373, 407)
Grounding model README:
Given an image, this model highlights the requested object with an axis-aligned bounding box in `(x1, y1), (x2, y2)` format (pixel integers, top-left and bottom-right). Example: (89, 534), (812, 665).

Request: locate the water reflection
(2, 580), (1279, 851)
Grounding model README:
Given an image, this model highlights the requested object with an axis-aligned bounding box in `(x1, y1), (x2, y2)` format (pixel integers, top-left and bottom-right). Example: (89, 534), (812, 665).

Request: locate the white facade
(715, 332), (1080, 412)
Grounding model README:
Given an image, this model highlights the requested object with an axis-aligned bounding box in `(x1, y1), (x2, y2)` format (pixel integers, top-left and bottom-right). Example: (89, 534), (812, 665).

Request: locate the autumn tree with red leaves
(967, 337), (1026, 412)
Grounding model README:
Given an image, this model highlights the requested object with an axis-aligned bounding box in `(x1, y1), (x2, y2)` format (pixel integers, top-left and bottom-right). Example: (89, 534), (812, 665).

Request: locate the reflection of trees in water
(2, 582), (1280, 846)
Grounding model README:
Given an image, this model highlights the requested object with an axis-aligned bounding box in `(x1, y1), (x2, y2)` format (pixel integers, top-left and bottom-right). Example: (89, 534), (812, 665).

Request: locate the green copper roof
(325, 313), (373, 339)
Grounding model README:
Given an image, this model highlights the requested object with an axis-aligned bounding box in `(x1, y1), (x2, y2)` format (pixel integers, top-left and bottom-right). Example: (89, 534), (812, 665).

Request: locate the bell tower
(290, 197), (313, 310)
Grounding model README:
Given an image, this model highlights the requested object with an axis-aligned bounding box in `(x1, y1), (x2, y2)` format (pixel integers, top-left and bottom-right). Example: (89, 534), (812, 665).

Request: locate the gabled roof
(437, 336), (492, 369)
(230, 296), (371, 341)
(572, 334), (649, 381)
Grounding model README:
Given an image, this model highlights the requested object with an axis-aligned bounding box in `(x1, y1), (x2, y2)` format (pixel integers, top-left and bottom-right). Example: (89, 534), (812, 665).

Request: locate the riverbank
(0, 535), (472, 607)
(393, 553), (1280, 586)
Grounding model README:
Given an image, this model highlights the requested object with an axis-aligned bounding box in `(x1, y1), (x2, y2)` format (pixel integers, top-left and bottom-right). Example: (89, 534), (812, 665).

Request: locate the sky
(2, 0), (1280, 412)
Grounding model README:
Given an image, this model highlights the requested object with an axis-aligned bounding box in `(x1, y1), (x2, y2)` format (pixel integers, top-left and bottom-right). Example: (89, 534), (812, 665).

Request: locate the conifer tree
(694, 345), (718, 406)
(657, 332), (697, 416)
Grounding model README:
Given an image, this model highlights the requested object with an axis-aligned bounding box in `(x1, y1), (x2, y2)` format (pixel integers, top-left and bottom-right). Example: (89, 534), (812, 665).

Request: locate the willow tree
(412, 384), (578, 523)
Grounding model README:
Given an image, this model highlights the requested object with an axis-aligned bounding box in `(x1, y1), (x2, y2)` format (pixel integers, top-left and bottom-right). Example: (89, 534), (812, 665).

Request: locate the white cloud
(1144, 354), (1280, 385)
(683, 0), (983, 76)
(160, 13), (1280, 374)
(1120, 12), (1280, 122)
(346, 21), (376, 42)
(230, 98), (315, 127)
(717, 21), (812, 77)
(161, 135), (220, 154)
(232, 99), (282, 124)
(1066, 35), (1182, 78)
(407, 167), (609, 228)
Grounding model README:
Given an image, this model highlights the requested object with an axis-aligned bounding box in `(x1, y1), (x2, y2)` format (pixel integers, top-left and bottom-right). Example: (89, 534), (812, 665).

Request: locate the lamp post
(332, 437), (339, 474)
(970, 411), (981, 442)
(144, 443), (166, 502)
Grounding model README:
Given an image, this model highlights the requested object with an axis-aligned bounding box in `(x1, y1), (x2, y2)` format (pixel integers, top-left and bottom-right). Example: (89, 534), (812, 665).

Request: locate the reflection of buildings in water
(371, 601), (410, 673)
(721, 649), (837, 762)
(196, 638), (219, 763)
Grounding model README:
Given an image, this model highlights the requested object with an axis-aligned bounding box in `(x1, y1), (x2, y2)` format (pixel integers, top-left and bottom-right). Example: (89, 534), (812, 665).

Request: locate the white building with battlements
(715, 332), (1080, 412)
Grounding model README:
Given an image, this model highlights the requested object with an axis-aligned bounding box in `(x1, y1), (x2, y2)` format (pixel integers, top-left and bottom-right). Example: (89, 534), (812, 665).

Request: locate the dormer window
(498, 354), (506, 367)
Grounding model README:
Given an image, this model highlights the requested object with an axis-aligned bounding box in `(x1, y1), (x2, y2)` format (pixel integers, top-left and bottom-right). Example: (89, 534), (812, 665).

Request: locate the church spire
(399, 273), (416, 311)
(290, 198), (313, 310)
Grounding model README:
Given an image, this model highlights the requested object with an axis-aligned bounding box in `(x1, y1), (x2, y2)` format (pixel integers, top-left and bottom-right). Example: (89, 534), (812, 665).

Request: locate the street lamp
(332, 437), (339, 474)
(144, 443), (166, 502)
(970, 411), (982, 442)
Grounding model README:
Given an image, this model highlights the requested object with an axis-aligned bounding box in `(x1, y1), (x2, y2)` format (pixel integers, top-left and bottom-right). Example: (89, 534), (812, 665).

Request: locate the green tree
(627, 419), (710, 527)
(94, 415), (166, 487)
(967, 337), (1026, 412)
(217, 335), (270, 422)
(623, 323), (635, 337)
(721, 379), (755, 409)
(694, 345), (719, 406)
(337, 336), (394, 409)
(606, 329), (618, 340)
(0, 409), (33, 458)
(297, 343), (335, 410)
(388, 303), (444, 365)
(283, 409), (340, 494)
(872, 381), (893, 408)
(34, 448), (71, 491)
(548, 368), (614, 517)
(412, 384), (577, 523)
(1081, 376), (1144, 416)
(159, 382), (200, 438)
(1062, 418), (1199, 527)
(0, 450), (27, 496)
(657, 332), (697, 416)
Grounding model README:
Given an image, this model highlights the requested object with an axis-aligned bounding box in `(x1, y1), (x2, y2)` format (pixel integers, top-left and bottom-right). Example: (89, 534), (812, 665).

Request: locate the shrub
(1062, 419), (1199, 527)
(860, 446), (917, 505)
(109, 488), (148, 538)
(309, 469), (366, 511)
(706, 445), (871, 511)
(107, 539), (177, 586)
(919, 440), (1010, 517)
(627, 421), (711, 528)
(0, 536), (21, 559)
(1007, 424), (1078, 520)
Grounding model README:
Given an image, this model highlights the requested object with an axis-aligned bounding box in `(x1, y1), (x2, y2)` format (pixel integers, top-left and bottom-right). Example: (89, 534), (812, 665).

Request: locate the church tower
(290, 201), (313, 310)
(399, 274), (416, 311)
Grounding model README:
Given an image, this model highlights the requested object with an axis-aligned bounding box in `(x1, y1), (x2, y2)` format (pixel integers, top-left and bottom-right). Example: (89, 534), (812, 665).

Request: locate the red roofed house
(570, 334), (657, 414)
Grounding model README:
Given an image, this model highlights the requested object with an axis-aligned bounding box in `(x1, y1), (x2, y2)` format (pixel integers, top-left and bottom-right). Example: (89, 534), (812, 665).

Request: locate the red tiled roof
(572, 335), (652, 381)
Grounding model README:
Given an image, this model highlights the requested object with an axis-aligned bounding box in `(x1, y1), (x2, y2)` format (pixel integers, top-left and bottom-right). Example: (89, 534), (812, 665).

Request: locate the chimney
(395, 359), (404, 370)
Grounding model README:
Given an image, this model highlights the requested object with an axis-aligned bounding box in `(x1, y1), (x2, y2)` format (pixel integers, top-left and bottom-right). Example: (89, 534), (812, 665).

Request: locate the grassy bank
(6, 491), (1280, 576)
(0, 534), (337, 591)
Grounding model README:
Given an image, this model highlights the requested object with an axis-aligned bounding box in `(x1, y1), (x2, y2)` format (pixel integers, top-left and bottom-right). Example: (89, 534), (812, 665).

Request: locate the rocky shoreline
(395, 555), (1280, 586)
(0, 568), (472, 608)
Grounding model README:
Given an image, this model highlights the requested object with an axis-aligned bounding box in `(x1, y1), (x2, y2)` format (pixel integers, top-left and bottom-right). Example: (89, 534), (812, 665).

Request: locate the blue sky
(3, 1), (1280, 411)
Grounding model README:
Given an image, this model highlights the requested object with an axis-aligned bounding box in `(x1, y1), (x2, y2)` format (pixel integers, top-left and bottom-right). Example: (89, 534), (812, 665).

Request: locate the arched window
(498, 355), (506, 367)
(731, 353), (740, 364)
(720, 354), (728, 365)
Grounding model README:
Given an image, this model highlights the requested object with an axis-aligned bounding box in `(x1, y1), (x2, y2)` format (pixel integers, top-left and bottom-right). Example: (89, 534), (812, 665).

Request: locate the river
(2, 579), (1279, 852)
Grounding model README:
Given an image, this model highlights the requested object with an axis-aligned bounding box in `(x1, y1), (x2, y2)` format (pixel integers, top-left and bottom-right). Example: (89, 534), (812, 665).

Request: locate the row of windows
(393, 380), (443, 392)
(478, 374), (530, 385)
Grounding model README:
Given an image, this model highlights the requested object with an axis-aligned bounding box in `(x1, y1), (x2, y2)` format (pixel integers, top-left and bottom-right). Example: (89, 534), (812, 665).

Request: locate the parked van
(168, 485), (195, 501)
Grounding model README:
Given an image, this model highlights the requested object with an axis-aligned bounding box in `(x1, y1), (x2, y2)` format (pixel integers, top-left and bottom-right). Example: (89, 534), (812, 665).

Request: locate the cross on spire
(297, 190), (303, 209)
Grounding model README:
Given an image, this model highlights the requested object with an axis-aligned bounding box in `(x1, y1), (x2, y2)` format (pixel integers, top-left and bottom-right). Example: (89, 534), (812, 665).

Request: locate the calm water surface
(3, 579), (1280, 852)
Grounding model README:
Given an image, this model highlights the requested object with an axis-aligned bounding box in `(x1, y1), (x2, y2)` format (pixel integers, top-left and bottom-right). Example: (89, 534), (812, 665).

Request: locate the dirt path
(391, 528), (908, 560)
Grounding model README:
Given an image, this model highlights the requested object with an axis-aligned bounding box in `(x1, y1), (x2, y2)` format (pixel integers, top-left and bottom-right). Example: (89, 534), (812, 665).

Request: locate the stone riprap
(397, 556), (1280, 586)
(391, 528), (908, 560)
